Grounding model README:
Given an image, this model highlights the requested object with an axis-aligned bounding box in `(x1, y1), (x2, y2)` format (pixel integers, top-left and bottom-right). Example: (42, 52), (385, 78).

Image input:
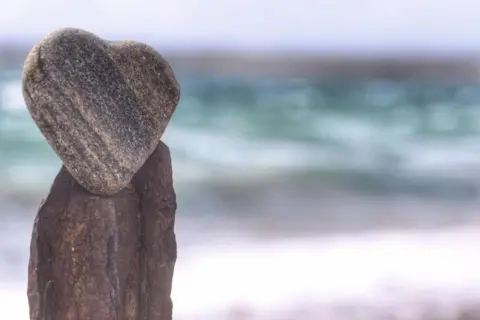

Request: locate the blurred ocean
(5, 69), (480, 200)
(2, 61), (480, 319)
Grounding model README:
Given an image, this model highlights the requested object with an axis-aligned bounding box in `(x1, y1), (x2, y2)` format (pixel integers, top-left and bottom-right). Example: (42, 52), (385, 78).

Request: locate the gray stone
(22, 28), (180, 195)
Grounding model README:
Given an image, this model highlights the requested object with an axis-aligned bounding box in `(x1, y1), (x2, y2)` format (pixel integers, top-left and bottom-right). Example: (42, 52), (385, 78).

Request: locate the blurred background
(2, 0), (480, 319)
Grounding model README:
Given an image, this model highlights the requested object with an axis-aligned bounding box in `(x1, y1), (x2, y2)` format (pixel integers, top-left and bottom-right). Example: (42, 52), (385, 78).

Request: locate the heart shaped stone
(22, 28), (180, 195)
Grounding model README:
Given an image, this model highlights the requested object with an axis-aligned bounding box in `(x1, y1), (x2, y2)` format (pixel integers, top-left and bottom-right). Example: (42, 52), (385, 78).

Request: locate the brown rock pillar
(27, 142), (177, 320)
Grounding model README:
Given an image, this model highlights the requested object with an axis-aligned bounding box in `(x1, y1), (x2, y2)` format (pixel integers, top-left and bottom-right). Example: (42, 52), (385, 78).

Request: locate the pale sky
(0, 0), (479, 52)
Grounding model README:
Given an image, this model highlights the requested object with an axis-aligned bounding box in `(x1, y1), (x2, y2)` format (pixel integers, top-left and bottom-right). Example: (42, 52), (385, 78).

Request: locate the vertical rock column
(22, 28), (181, 320)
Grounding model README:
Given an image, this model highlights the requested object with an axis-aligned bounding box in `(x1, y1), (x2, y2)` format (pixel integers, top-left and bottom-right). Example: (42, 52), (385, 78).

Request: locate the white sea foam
(2, 225), (480, 319)
(0, 80), (24, 113)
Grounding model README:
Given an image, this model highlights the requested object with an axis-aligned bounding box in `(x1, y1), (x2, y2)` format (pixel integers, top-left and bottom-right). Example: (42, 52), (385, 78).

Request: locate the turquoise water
(2, 69), (480, 199)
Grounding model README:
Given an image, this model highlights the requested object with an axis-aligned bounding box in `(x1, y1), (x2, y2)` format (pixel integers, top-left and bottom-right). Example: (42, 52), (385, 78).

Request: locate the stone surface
(22, 28), (180, 195)
(28, 141), (177, 320)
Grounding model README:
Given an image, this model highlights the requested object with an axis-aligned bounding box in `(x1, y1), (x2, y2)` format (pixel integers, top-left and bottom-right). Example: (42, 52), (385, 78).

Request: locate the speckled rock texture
(22, 28), (180, 195)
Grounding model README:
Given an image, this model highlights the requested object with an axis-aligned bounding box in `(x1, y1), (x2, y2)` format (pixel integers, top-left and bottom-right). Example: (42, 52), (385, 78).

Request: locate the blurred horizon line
(1, 42), (480, 80)
(4, 35), (480, 57)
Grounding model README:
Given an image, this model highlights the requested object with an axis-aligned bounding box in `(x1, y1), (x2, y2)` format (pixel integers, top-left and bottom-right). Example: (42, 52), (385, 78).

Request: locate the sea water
(1, 68), (480, 319)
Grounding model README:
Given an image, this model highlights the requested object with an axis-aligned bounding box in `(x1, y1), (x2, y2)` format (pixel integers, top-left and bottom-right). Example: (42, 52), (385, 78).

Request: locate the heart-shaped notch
(22, 28), (180, 195)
